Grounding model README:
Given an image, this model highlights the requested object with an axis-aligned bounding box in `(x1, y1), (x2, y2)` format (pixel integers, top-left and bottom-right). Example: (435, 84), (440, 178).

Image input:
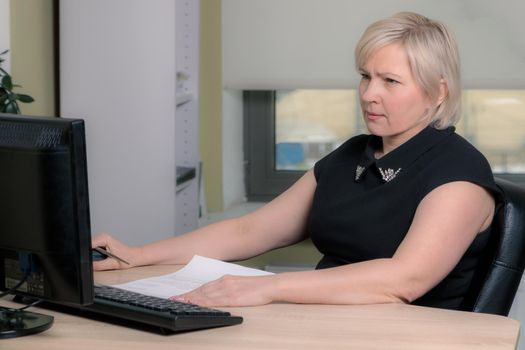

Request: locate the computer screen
(0, 114), (94, 337)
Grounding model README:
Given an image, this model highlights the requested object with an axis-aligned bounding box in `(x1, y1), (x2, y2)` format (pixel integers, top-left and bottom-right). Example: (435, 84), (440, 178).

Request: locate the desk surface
(1, 265), (520, 350)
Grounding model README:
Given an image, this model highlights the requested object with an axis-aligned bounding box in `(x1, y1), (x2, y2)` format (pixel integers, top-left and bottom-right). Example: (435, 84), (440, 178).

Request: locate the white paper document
(110, 255), (273, 299)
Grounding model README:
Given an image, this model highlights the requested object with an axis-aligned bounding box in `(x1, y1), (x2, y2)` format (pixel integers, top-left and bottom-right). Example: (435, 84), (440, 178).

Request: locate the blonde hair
(355, 12), (461, 129)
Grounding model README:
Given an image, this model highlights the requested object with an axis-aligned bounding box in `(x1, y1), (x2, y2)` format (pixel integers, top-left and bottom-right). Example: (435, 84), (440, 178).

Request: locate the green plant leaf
(16, 94), (34, 103)
(1, 75), (13, 90)
(0, 50), (33, 113)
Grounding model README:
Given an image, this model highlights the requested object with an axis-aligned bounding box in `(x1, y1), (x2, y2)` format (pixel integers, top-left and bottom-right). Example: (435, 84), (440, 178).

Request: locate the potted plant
(0, 49), (34, 114)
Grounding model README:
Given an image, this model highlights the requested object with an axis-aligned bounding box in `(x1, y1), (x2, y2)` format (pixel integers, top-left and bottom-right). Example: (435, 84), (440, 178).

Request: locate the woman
(93, 12), (500, 310)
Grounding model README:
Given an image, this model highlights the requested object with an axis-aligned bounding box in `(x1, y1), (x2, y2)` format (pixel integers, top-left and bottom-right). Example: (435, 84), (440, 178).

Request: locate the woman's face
(359, 43), (432, 146)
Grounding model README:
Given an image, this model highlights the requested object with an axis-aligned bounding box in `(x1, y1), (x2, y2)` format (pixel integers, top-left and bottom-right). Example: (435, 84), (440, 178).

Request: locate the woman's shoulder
(418, 130), (499, 197)
(330, 133), (370, 159)
(314, 134), (369, 179)
(433, 131), (491, 169)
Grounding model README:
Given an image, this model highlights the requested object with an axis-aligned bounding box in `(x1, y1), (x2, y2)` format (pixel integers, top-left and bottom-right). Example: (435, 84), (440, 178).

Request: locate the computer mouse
(92, 248), (107, 261)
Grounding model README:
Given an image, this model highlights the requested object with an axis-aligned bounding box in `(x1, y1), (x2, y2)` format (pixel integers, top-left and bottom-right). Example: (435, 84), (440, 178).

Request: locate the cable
(0, 274), (28, 299)
(17, 299), (43, 311)
(0, 274), (44, 312)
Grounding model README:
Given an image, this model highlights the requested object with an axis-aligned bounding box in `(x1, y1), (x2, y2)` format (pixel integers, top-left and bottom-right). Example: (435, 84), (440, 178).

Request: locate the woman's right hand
(91, 233), (142, 271)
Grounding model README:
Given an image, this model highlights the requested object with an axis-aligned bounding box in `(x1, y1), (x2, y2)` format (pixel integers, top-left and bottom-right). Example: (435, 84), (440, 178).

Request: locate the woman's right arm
(92, 170), (317, 270)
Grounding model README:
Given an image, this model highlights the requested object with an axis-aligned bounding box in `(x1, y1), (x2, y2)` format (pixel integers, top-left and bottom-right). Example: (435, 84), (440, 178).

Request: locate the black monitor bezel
(0, 114), (94, 306)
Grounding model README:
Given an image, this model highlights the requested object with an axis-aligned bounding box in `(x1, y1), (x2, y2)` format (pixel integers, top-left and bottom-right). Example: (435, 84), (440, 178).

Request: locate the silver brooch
(355, 165), (365, 181)
(378, 167), (401, 182)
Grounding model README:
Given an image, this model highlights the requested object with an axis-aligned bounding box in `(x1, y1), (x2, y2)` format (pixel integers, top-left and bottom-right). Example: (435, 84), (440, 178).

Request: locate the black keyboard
(78, 285), (242, 333)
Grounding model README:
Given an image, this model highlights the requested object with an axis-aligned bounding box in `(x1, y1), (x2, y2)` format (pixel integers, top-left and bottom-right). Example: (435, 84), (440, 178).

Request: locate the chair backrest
(469, 177), (525, 315)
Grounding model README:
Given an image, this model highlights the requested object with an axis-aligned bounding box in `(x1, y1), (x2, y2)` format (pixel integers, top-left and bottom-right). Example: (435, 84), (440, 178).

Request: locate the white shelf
(176, 92), (193, 106)
(175, 0), (200, 235)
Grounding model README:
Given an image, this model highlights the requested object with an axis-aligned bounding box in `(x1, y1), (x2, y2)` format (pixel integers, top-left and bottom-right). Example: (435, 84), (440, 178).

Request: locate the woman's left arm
(174, 181), (495, 307)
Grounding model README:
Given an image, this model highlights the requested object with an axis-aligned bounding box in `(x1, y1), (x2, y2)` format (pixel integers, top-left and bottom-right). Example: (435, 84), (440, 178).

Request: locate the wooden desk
(1, 265), (520, 350)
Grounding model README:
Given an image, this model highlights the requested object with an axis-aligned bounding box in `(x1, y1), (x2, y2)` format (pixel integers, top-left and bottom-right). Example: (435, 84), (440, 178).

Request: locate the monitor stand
(0, 306), (53, 339)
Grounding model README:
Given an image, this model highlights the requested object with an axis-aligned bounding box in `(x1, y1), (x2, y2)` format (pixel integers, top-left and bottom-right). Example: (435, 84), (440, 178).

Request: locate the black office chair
(465, 177), (525, 316)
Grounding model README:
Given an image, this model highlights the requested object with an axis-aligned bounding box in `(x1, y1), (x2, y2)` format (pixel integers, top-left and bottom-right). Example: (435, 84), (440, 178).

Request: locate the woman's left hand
(170, 275), (277, 307)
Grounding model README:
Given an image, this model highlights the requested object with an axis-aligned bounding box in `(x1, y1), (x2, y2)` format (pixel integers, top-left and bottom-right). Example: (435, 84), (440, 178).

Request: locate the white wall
(223, 0), (525, 89)
(60, 0), (177, 245)
(0, 0), (9, 71)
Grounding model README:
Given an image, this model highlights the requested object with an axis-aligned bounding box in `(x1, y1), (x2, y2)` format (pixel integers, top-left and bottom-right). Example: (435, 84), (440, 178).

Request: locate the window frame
(244, 91), (303, 201)
(243, 90), (525, 201)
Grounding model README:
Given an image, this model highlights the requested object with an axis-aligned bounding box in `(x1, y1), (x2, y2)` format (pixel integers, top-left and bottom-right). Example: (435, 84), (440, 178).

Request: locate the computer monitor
(0, 114), (94, 338)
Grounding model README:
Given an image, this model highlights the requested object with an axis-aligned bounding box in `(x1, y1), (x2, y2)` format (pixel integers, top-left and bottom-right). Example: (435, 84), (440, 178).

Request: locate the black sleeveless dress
(308, 126), (501, 310)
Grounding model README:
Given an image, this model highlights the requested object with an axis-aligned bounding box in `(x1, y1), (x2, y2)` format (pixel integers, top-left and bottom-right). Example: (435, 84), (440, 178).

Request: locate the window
(274, 90), (360, 171)
(244, 90), (525, 201)
(458, 90), (525, 173)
